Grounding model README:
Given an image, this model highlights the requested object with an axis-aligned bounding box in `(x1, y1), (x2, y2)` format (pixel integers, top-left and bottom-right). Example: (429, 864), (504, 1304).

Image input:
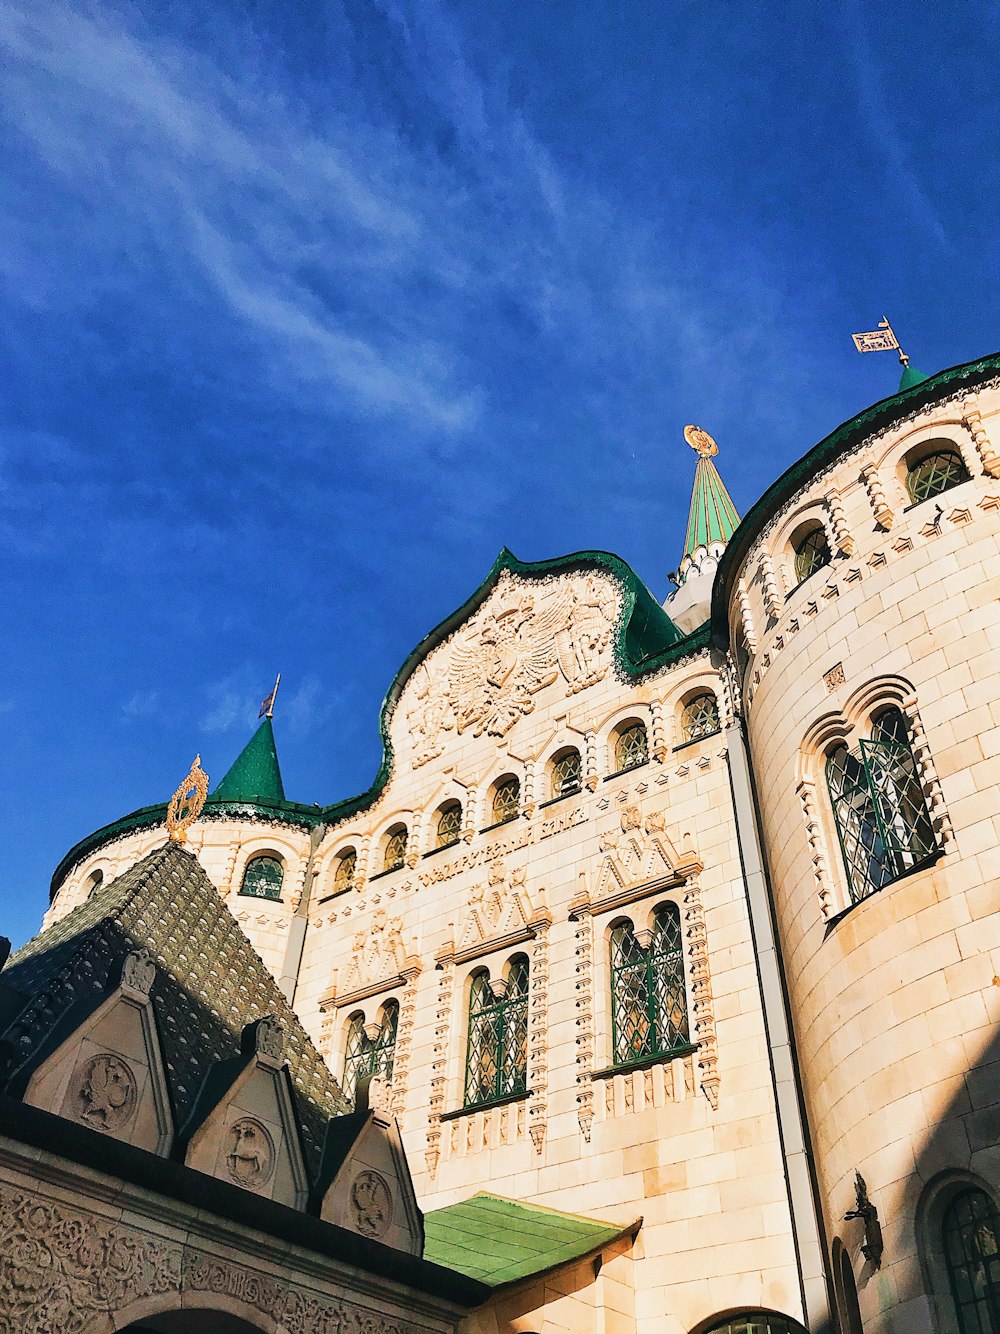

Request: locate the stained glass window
(383, 826), (407, 872)
(610, 905), (689, 1067)
(681, 692), (720, 742)
(239, 855), (283, 900)
(793, 525), (832, 583)
(333, 849), (356, 894)
(491, 776), (520, 825)
(464, 957), (529, 1108)
(907, 448), (970, 504)
(342, 1002), (399, 1106)
(551, 749), (582, 799)
(614, 722), (648, 773)
(437, 802), (463, 847)
(942, 1187), (1000, 1334)
(826, 708), (936, 905)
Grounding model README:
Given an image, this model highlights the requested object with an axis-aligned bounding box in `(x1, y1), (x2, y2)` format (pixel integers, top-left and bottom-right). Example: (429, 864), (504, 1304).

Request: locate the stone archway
(122, 1314), (266, 1333)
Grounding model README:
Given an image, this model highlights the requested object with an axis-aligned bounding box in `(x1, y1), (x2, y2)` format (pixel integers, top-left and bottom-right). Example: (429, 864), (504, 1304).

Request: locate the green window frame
(464, 957), (529, 1108)
(383, 826), (408, 872)
(610, 905), (690, 1068)
(550, 749), (582, 799)
(906, 448), (970, 504)
(826, 708), (937, 905)
(793, 524), (832, 584)
(239, 854), (283, 900)
(681, 692), (720, 743)
(342, 1001), (399, 1106)
(491, 776), (520, 825)
(436, 802), (463, 848)
(614, 722), (648, 773)
(942, 1187), (1000, 1334)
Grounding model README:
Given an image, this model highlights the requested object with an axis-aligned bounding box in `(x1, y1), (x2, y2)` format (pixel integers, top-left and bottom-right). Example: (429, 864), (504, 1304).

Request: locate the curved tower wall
(726, 381), (1000, 1333)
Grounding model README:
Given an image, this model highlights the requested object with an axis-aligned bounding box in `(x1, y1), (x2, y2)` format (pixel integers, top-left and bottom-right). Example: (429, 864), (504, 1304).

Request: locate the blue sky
(2, 0), (997, 946)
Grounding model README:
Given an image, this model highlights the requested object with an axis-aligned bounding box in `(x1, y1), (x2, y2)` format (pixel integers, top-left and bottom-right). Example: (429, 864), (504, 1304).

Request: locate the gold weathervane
(851, 316), (910, 367)
(684, 425), (718, 458)
(166, 754), (210, 844)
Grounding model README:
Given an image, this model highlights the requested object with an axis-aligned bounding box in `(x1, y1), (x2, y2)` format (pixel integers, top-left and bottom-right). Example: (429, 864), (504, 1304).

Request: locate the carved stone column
(584, 730), (599, 792)
(903, 696), (955, 848)
(572, 914), (595, 1141)
(682, 876), (719, 1109)
(736, 578), (758, 652)
(962, 394), (1000, 476)
(426, 956), (454, 1178)
(391, 962), (420, 1118)
(528, 920), (550, 1154)
(798, 779), (835, 920)
(861, 461), (894, 529)
(825, 489), (854, 555)
(650, 699), (668, 763)
(759, 553), (782, 620)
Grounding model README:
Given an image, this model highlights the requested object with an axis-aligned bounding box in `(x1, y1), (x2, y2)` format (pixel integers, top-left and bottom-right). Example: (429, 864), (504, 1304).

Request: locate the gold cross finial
(166, 754), (210, 844)
(684, 425), (718, 458)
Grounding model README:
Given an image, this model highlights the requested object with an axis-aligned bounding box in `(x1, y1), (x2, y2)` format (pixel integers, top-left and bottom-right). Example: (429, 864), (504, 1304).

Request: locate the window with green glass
(942, 1187), (1000, 1334)
(436, 802), (463, 847)
(614, 722), (648, 773)
(906, 447), (970, 504)
(333, 849), (356, 894)
(239, 854), (283, 900)
(826, 707), (936, 905)
(550, 748), (581, 798)
(610, 905), (689, 1067)
(702, 1313), (806, 1334)
(342, 1001), (399, 1106)
(383, 826), (407, 872)
(464, 957), (529, 1108)
(681, 692), (720, 743)
(793, 524), (832, 584)
(491, 776), (520, 825)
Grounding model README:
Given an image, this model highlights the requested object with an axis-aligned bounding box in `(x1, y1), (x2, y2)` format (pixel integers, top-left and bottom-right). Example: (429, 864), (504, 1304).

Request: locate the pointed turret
(212, 716), (286, 804)
(664, 425), (741, 635)
(899, 362), (929, 392)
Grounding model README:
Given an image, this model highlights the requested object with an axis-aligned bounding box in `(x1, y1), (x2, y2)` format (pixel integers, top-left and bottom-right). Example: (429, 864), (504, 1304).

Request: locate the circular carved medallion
(76, 1053), (137, 1129)
(226, 1118), (276, 1188)
(350, 1169), (393, 1237)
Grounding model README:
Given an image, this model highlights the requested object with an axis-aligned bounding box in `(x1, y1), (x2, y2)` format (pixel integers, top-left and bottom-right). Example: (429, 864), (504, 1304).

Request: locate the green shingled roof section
(711, 349), (1000, 645)
(212, 716), (286, 803)
(683, 456), (741, 559)
(423, 1193), (635, 1288)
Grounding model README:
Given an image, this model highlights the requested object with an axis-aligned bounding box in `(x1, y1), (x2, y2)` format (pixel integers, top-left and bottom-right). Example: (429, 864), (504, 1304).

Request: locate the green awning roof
(212, 716), (286, 803)
(683, 456), (740, 560)
(423, 1192), (636, 1288)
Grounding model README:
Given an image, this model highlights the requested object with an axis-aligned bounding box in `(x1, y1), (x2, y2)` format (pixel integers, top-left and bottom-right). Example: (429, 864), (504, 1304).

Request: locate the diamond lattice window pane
(240, 855), (283, 899)
(794, 526), (832, 583)
(491, 777), (520, 824)
(907, 449), (969, 503)
(615, 723), (648, 772)
(384, 828), (408, 871)
(437, 803), (463, 847)
(681, 693), (720, 742)
(551, 750), (582, 797)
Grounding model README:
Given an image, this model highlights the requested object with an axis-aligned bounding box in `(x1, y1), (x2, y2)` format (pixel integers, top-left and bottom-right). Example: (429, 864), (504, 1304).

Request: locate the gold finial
(166, 754), (210, 844)
(684, 424), (718, 458)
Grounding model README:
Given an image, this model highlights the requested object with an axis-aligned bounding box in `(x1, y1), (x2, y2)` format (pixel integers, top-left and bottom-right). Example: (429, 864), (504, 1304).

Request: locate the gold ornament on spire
(166, 754), (210, 844)
(684, 424), (718, 458)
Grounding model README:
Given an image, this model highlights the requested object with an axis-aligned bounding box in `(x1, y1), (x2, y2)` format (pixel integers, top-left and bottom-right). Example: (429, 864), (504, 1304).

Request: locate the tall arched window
(942, 1187), (1000, 1334)
(464, 956), (529, 1108)
(490, 775), (520, 826)
(382, 825), (408, 873)
(613, 721), (648, 774)
(333, 849), (357, 895)
(793, 523), (832, 584)
(239, 854), (283, 900)
(436, 801), (463, 848)
(681, 691), (720, 742)
(906, 446), (970, 504)
(84, 869), (104, 899)
(550, 748), (582, 799)
(342, 1000), (399, 1106)
(826, 707), (936, 904)
(610, 904), (689, 1067)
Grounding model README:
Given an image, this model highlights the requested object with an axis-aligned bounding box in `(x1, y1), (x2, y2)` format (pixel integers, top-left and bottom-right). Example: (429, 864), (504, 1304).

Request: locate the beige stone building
(7, 349), (1000, 1334)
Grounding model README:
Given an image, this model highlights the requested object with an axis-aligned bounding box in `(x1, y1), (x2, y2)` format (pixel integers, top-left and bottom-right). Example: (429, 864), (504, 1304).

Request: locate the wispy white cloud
(121, 689), (159, 719)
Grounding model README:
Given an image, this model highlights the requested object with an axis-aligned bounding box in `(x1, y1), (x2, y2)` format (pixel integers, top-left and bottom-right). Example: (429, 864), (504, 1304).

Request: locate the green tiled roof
(683, 456), (741, 560)
(213, 716), (285, 803)
(423, 1192), (635, 1288)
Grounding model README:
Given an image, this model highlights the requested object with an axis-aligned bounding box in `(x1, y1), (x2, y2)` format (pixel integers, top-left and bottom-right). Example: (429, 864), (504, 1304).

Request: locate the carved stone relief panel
(73, 1053), (138, 1132)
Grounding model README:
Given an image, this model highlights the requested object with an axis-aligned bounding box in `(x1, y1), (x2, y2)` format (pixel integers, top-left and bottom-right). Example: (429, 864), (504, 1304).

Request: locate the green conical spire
(212, 716), (286, 803)
(899, 362), (928, 391)
(681, 426), (741, 562)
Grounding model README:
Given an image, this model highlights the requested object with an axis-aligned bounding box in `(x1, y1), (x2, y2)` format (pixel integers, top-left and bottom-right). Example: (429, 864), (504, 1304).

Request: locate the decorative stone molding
(321, 911), (419, 1010)
(440, 862), (551, 967)
(74, 1053), (138, 1131)
(389, 965), (420, 1118)
(798, 778), (836, 921)
(961, 394), (1000, 476)
(121, 947), (156, 999)
(650, 699), (668, 762)
(528, 920), (550, 1155)
(736, 578), (758, 652)
(572, 808), (703, 920)
(596, 1052), (696, 1120)
(426, 960), (453, 1178)
(759, 554), (782, 621)
(861, 461), (894, 529)
(682, 875), (719, 1109)
(825, 488), (854, 555)
(572, 911), (595, 1142)
(902, 696), (955, 848)
(584, 729), (599, 792)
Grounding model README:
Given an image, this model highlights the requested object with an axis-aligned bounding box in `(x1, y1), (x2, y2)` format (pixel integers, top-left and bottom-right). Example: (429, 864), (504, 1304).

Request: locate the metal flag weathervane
(259, 673), (281, 719)
(852, 316), (911, 368)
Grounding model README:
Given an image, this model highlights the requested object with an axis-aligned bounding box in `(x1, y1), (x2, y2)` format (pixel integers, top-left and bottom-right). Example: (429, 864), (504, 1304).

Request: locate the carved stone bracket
(798, 778), (836, 921)
(573, 912), (595, 1142)
(682, 875), (720, 1110)
(528, 922), (549, 1155)
(390, 965), (420, 1118)
(861, 462), (894, 529)
(736, 578), (758, 654)
(426, 962), (453, 1178)
(759, 554), (782, 621)
(962, 394), (1000, 476)
(825, 489), (855, 555)
(650, 699), (668, 762)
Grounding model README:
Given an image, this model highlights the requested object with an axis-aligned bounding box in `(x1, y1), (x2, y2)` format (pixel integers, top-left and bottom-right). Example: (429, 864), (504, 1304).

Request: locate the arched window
(333, 849), (357, 895)
(490, 775), (520, 826)
(550, 748), (582, 799)
(613, 721), (648, 774)
(906, 446), (970, 504)
(342, 1000), (399, 1106)
(464, 956), (529, 1108)
(793, 523), (832, 584)
(84, 869), (104, 899)
(239, 854), (283, 900)
(826, 707), (936, 904)
(681, 691), (720, 743)
(942, 1187), (1000, 1334)
(701, 1314), (806, 1334)
(436, 801), (463, 848)
(610, 904), (689, 1067)
(382, 825), (408, 873)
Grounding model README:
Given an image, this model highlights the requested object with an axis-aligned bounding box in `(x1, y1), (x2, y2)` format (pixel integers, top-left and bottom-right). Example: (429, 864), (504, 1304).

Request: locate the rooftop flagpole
(259, 673), (281, 720)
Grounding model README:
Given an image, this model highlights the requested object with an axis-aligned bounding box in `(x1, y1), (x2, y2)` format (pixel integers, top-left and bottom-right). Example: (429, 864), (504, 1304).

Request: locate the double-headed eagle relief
(403, 572), (618, 765)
